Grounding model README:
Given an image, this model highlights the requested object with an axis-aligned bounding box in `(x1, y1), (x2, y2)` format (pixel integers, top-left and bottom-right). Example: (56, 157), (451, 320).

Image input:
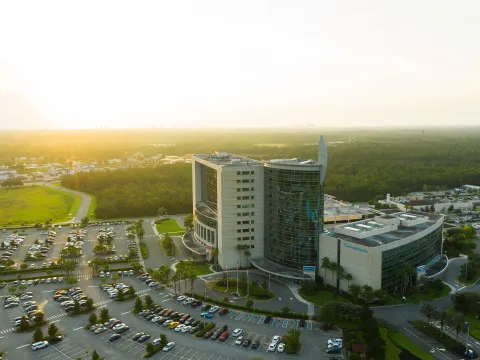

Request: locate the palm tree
(211, 247), (219, 269)
(438, 309), (449, 335)
(349, 284), (362, 304)
(62, 260), (76, 277)
(449, 312), (466, 341)
(321, 257), (331, 282)
(420, 302), (437, 323)
(330, 263), (339, 284)
(343, 273), (353, 290)
(404, 266), (416, 293)
(244, 249), (251, 267)
(189, 272), (197, 292)
(362, 285), (375, 304)
(393, 268), (403, 296)
(171, 273), (179, 296)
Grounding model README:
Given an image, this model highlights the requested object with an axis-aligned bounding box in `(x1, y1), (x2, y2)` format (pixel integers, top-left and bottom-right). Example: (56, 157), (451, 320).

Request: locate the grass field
(0, 186), (81, 225)
(380, 327), (435, 360)
(177, 262), (212, 276)
(155, 218), (185, 234)
(86, 193), (98, 219)
(159, 237), (180, 257)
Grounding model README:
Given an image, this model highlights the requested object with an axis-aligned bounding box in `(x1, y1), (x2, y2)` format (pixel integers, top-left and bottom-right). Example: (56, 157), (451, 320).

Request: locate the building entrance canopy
(251, 258), (314, 280)
(182, 231), (207, 256)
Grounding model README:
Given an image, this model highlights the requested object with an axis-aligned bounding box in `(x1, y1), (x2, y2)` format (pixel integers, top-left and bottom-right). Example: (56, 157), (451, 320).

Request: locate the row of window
(237, 196), (254, 200)
(236, 179), (254, 184)
(237, 228), (255, 233)
(237, 236), (255, 241)
(237, 187), (255, 192)
(237, 212), (255, 216)
(236, 204), (254, 208)
(237, 171), (255, 175)
(237, 220), (254, 225)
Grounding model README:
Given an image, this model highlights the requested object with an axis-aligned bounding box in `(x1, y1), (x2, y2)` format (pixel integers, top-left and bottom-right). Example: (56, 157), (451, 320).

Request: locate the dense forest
(61, 164), (192, 218)
(8, 127), (480, 216)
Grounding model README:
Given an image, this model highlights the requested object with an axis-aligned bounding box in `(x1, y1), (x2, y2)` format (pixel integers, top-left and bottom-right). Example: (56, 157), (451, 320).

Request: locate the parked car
(163, 342), (175, 352)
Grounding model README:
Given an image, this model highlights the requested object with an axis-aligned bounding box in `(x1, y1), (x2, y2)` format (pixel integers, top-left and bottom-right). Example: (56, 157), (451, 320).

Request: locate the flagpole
(247, 266), (249, 297)
(236, 260), (239, 294)
(226, 265), (228, 292)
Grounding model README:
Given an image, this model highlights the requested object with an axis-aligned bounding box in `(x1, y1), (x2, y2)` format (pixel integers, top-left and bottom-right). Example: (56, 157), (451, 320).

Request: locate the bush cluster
(195, 322), (214, 337)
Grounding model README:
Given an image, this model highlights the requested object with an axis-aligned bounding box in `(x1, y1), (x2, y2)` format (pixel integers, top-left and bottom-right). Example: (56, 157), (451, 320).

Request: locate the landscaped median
(155, 218), (185, 235)
(410, 320), (478, 358)
(159, 235), (180, 257)
(140, 242), (149, 259)
(209, 276), (275, 300)
(380, 326), (435, 360)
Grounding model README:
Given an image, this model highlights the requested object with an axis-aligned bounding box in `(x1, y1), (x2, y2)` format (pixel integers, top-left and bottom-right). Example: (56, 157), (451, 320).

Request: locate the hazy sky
(0, 1), (479, 129)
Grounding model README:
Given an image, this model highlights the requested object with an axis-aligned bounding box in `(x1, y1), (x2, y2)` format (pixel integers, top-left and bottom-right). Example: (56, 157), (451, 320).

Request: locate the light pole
(465, 322), (470, 356)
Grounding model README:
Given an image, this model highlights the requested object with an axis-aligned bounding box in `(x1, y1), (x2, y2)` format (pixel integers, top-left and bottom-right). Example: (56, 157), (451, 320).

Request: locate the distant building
(463, 184), (480, 191)
(0, 169), (18, 181)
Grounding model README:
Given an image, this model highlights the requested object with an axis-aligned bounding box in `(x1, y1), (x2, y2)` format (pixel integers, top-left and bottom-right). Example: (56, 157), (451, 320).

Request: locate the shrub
(195, 322), (215, 337)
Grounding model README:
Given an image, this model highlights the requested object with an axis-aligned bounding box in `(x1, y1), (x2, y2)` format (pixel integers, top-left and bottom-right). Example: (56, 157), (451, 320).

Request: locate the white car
(181, 326), (191, 333)
(235, 336), (244, 345)
(61, 301), (75, 307)
(277, 343), (285, 353)
(106, 272), (111, 277)
(327, 339), (343, 346)
(174, 324), (185, 332)
(208, 306), (219, 313)
(31, 341), (49, 350)
(113, 323), (125, 331)
(152, 338), (161, 346)
(163, 342), (175, 352)
(176, 295), (186, 302)
(99, 272), (105, 278)
(163, 320), (172, 327)
(20, 294), (33, 300)
(151, 317), (162, 323)
(272, 335), (281, 344)
(148, 282), (158, 287)
(232, 328), (243, 337)
(129, 270), (134, 276)
(268, 342), (277, 352)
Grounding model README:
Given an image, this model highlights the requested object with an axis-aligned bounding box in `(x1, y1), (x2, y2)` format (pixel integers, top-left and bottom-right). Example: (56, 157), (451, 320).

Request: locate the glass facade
(264, 167), (324, 270)
(200, 164), (218, 211)
(381, 226), (443, 291)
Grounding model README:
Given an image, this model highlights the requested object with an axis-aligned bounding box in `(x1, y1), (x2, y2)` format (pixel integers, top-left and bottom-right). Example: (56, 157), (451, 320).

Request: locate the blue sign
(343, 242), (368, 254)
(303, 266), (315, 272)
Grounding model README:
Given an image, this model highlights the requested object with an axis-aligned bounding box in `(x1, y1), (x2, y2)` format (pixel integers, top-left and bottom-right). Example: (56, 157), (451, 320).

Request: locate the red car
(219, 331), (230, 341)
(109, 320), (121, 328)
(219, 308), (229, 316)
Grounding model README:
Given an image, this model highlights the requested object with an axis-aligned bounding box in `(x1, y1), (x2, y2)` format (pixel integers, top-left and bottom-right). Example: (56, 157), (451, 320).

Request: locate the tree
(81, 216), (90, 227)
(420, 302), (437, 323)
(284, 328), (301, 354)
(35, 312), (45, 325)
(137, 228), (145, 243)
(437, 309), (449, 335)
(7, 286), (16, 294)
(128, 285), (136, 298)
(159, 334), (168, 349)
(92, 350), (100, 360)
(449, 312), (466, 341)
(117, 289), (125, 301)
(281, 306), (291, 316)
(20, 263), (28, 269)
(134, 296), (143, 313)
(211, 247), (219, 269)
(19, 316), (29, 331)
(319, 302), (336, 325)
(62, 260), (76, 277)
(99, 308), (110, 324)
(92, 244), (108, 258)
(65, 277), (78, 285)
(188, 272), (197, 292)
(47, 323), (59, 338)
(18, 284), (27, 293)
(73, 300), (81, 315)
(157, 207), (167, 219)
(85, 297), (94, 311)
(361, 285), (375, 304)
(349, 284), (362, 304)
(343, 273), (353, 290)
(111, 273), (119, 282)
(321, 257), (331, 283)
(130, 260), (143, 273)
(184, 213), (193, 230)
(245, 299), (253, 308)
(33, 326), (43, 342)
(89, 312), (98, 325)
(145, 342), (154, 354)
(145, 295), (154, 308)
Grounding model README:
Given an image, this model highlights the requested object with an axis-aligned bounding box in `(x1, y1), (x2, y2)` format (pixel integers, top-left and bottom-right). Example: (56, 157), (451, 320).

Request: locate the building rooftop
(325, 211), (443, 247)
(194, 152), (263, 166)
(266, 158), (319, 165)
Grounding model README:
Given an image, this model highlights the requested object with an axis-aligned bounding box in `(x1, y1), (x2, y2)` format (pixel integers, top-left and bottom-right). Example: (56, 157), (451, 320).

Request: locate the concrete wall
(217, 165), (264, 269)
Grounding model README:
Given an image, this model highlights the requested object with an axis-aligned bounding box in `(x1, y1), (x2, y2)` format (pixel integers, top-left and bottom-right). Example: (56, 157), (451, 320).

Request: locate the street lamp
(465, 322), (471, 356)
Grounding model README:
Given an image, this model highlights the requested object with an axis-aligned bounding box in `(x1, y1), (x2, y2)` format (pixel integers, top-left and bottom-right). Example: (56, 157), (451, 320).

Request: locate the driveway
(45, 183), (91, 223)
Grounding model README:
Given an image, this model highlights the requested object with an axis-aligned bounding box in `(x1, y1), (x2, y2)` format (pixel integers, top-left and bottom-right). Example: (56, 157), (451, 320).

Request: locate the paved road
(45, 183), (92, 223)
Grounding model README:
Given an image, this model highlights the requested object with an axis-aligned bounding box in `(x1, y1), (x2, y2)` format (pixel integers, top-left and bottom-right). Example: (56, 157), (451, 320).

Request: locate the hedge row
(0, 266), (62, 275)
(195, 322), (214, 337)
(409, 320), (478, 358)
(184, 292), (309, 320)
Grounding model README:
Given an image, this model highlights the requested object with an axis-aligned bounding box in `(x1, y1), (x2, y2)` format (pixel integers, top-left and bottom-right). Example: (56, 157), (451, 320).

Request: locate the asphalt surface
(0, 276), (337, 360)
(45, 183), (92, 223)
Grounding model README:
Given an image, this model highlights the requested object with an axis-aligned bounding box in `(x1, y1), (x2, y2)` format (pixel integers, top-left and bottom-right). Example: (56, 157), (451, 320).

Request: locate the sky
(0, 0), (479, 129)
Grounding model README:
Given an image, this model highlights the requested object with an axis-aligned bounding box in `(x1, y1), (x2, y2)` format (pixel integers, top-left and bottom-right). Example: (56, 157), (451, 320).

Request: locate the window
(237, 221), (241, 225)
(251, 236), (255, 240)
(242, 229), (249, 233)
(250, 212), (255, 216)
(242, 171), (249, 175)
(242, 220), (249, 224)
(237, 213), (241, 216)
(250, 245), (255, 249)
(251, 196), (254, 200)
(243, 212), (249, 216)
(251, 228), (254, 232)
(250, 171), (254, 174)
(251, 220), (255, 224)
(251, 187), (254, 191)
(242, 179), (249, 183)
(242, 236), (249, 240)
(242, 188), (249, 191)
(237, 180), (241, 184)
(237, 205), (241, 208)
(237, 171), (240, 175)
(251, 204), (254, 208)
(242, 204), (250, 208)
(237, 188), (240, 192)
(237, 229), (241, 233)
(242, 196), (249, 200)
(237, 196), (241, 200)
(251, 179), (254, 183)
(237, 237), (241, 241)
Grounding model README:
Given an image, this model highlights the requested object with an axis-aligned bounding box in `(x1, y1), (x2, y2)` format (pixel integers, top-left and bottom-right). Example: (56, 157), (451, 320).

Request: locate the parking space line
(282, 319), (288, 328)
(257, 316), (265, 324)
(270, 318), (275, 327)
(306, 321), (313, 330)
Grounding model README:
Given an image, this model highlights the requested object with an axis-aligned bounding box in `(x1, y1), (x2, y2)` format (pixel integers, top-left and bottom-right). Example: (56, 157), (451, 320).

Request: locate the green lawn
(177, 262), (212, 276)
(466, 313), (480, 340)
(0, 186), (81, 225)
(210, 278), (275, 300)
(299, 289), (351, 306)
(86, 194), (98, 219)
(140, 242), (149, 260)
(380, 327), (435, 360)
(155, 218), (185, 234)
(384, 283), (451, 305)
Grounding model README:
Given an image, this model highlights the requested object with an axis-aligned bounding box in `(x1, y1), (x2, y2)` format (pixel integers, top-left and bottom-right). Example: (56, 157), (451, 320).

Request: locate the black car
(49, 335), (63, 344)
(109, 334), (121, 342)
(299, 319), (306, 328)
(251, 340), (260, 350)
(242, 339), (252, 347)
(146, 314), (155, 321)
(132, 332), (145, 341)
(138, 334), (151, 343)
(142, 311), (153, 318)
(65, 306), (75, 312)
(189, 326), (199, 334)
(264, 316), (272, 324)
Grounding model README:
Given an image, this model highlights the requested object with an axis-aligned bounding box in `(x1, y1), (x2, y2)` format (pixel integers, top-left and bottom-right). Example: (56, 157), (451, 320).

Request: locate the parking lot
(32, 338), (91, 360)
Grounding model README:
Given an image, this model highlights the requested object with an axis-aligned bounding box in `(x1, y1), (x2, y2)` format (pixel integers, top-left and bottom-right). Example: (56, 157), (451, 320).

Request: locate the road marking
(16, 344), (29, 349)
(43, 290), (55, 293)
(121, 311), (131, 315)
(458, 286), (466, 291)
(88, 285), (99, 288)
(50, 319), (61, 323)
(403, 327), (452, 359)
(73, 327), (83, 331)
